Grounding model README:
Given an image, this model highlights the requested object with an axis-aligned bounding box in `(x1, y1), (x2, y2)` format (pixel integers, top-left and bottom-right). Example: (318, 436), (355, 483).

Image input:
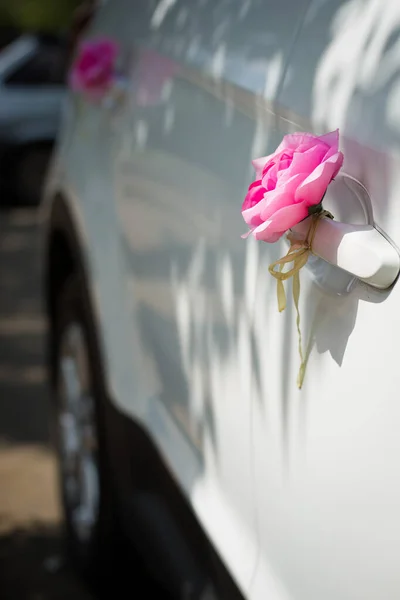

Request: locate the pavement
(0, 205), (173, 599)
(0, 206), (99, 599)
(0, 174), (177, 600)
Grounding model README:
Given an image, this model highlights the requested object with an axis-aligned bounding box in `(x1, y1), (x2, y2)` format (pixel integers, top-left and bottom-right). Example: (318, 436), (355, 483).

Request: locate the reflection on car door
(96, 0), (310, 595)
(251, 1), (400, 599)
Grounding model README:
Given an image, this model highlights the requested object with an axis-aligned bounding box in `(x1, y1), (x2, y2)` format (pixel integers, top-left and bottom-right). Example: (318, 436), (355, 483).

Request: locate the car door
(250, 1), (400, 599)
(86, 0), (310, 596)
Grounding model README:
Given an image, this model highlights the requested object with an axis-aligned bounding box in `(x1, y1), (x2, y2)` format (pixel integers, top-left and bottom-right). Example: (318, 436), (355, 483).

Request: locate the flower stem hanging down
(241, 130), (344, 388)
(268, 210), (333, 388)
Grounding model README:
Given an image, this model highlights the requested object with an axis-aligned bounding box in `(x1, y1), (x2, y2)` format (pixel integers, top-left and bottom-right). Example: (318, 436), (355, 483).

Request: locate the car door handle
(292, 217), (400, 289)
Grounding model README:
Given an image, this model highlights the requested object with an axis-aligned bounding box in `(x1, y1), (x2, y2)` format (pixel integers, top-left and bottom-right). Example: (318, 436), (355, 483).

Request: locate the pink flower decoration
(242, 130), (344, 242)
(69, 38), (119, 99)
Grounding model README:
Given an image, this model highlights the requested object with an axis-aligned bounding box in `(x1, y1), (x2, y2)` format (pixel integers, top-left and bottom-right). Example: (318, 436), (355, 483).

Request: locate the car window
(4, 44), (66, 86)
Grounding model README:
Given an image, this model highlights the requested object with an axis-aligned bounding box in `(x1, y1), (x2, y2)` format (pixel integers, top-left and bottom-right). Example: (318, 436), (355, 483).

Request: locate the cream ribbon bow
(268, 210), (333, 389)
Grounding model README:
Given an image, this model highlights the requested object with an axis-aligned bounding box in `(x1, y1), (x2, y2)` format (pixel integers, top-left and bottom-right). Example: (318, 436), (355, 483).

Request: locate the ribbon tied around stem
(268, 210), (333, 389)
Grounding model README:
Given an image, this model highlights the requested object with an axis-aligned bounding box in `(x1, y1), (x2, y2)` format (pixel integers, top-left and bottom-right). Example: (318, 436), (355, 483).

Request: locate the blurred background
(0, 1), (105, 598)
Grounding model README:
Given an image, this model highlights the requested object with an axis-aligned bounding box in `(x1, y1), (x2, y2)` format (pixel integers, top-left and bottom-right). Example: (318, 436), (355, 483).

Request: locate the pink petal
(261, 162), (278, 191)
(251, 224), (283, 243)
(265, 231), (283, 243)
(81, 39), (119, 59)
(242, 197), (265, 227)
(254, 202), (309, 240)
(287, 145), (329, 178)
(260, 173), (306, 221)
(252, 153), (275, 178)
(242, 181), (265, 211)
(295, 152), (344, 206)
(317, 129), (339, 150)
(252, 145), (292, 179)
(276, 132), (320, 153)
(328, 150), (344, 178)
(242, 187), (269, 228)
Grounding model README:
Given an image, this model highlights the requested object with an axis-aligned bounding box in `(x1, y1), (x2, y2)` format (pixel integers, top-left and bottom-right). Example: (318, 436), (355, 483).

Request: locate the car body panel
(250, 1), (400, 599)
(43, 0), (400, 599)
(45, 0), (310, 595)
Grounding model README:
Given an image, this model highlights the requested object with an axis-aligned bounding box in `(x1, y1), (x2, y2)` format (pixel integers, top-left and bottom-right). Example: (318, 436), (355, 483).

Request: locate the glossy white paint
(292, 216), (400, 288)
(44, 0), (400, 598)
(251, 1), (400, 599)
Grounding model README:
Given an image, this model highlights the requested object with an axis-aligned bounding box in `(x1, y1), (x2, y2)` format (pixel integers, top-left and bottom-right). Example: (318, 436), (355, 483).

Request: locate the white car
(0, 34), (65, 204)
(42, 1), (400, 598)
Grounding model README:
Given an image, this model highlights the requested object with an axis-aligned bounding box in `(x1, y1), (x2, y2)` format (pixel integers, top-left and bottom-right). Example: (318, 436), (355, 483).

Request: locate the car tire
(51, 274), (121, 583)
(14, 144), (52, 206)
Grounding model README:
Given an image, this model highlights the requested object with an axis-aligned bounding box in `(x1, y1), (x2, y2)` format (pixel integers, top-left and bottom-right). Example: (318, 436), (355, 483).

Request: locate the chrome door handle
(292, 217), (400, 289)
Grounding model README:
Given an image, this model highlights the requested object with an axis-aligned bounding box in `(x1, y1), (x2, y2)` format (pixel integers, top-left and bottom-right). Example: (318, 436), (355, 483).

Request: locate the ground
(0, 207), (169, 599)
(0, 206), (99, 599)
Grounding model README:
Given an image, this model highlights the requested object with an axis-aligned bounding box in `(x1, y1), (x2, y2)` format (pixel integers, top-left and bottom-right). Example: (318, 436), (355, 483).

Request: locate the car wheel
(51, 274), (120, 581)
(14, 144), (52, 206)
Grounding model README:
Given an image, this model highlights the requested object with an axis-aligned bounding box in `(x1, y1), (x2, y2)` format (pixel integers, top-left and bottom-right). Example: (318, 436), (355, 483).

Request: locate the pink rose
(70, 38), (119, 98)
(242, 130), (344, 243)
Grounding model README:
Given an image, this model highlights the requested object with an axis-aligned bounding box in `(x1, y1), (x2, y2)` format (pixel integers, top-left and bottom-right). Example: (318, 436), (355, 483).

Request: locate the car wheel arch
(44, 192), (106, 393)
